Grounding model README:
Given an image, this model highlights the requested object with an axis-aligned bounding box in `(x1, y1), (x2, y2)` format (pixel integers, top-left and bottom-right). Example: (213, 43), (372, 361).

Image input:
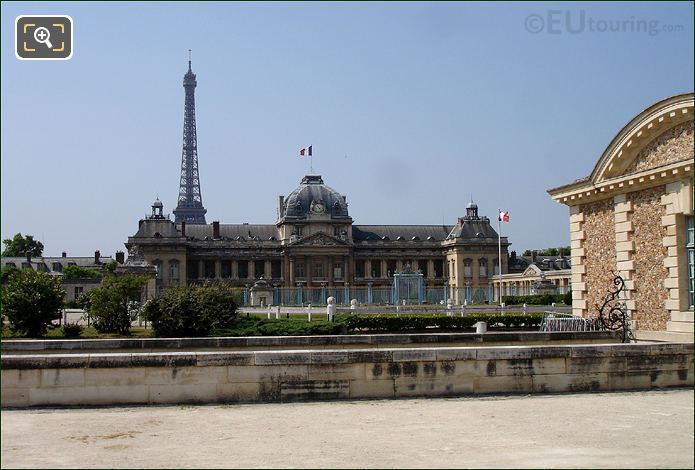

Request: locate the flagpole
(498, 209), (503, 306)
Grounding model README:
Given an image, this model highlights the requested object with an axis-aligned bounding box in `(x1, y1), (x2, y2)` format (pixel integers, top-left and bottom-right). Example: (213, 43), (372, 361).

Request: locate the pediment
(289, 232), (348, 247)
(592, 95), (693, 182)
(522, 265), (542, 277)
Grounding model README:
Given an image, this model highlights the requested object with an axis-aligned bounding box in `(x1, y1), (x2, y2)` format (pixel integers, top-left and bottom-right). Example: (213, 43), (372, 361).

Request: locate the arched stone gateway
(548, 93), (694, 342)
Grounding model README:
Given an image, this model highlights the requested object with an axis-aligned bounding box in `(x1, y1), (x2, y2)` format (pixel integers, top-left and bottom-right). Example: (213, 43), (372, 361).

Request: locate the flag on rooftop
(499, 210), (509, 222)
(299, 145), (313, 157)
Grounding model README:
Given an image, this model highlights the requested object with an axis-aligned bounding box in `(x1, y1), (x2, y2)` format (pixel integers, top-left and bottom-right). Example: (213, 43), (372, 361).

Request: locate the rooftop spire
(188, 49), (192, 71)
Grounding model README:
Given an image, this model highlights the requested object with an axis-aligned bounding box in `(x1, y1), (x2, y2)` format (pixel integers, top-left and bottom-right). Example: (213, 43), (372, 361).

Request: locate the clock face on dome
(312, 201), (325, 213)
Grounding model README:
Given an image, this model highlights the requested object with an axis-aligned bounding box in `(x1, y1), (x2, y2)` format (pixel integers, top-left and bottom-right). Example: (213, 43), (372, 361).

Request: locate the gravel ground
(1, 389), (692, 469)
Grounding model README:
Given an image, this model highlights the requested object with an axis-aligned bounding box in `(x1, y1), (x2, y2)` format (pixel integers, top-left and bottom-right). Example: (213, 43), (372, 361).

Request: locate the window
(464, 259), (472, 277)
(372, 261), (382, 278)
(419, 261), (428, 278)
(479, 259), (487, 278)
(271, 260), (282, 279)
(187, 261), (199, 279)
(254, 260), (265, 278)
(295, 262), (305, 278)
(21, 262), (31, 269)
(687, 216), (694, 309)
(294, 226), (303, 237)
(5, 262), (16, 268)
(169, 260), (180, 279)
(74, 286), (83, 299)
(355, 260), (365, 278)
(238, 261), (249, 279)
(204, 261), (215, 278)
(333, 262), (342, 279)
(387, 260), (397, 277)
(434, 260), (444, 278)
(221, 260), (232, 278)
(493, 259), (500, 276)
(313, 262), (324, 278)
(52, 262), (63, 272)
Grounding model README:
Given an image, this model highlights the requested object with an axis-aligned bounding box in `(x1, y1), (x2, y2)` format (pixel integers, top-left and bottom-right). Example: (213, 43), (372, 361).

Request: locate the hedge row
(214, 316), (346, 337)
(501, 293), (570, 306)
(343, 312), (544, 332)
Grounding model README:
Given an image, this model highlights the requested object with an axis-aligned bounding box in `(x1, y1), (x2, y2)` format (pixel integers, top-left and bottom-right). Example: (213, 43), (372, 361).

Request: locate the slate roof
(352, 225), (453, 242)
(446, 219), (500, 239)
(185, 224), (280, 241)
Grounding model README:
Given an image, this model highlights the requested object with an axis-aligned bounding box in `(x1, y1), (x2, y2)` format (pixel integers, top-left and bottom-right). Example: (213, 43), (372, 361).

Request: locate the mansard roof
(352, 225), (453, 242)
(185, 224), (280, 241)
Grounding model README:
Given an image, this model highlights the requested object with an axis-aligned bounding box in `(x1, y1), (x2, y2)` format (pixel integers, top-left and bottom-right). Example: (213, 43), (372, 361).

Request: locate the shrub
(563, 290), (572, 306)
(144, 284), (239, 337)
(344, 312), (544, 332)
(1, 269), (65, 337)
(84, 274), (149, 336)
(61, 322), (83, 338)
(500, 294), (567, 306)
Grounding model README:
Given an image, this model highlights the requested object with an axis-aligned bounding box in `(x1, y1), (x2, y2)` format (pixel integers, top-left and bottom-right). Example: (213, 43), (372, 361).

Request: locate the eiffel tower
(173, 51), (207, 224)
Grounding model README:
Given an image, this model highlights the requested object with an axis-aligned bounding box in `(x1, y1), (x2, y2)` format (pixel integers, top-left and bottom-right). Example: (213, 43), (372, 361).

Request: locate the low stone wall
(0, 331), (620, 355)
(2, 343), (692, 408)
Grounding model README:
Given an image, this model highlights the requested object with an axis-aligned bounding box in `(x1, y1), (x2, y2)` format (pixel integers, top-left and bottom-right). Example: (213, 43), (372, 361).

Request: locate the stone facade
(581, 199), (617, 315)
(626, 121), (694, 174)
(548, 93), (694, 341)
(127, 176), (508, 303)
(628, 186), (669, 330)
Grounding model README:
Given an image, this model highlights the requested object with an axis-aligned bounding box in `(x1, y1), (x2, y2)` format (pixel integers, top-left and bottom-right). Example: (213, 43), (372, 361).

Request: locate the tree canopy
(2, 233), (44, 257)
(1, 269), (64, 337)
(62, 265), (102, 279)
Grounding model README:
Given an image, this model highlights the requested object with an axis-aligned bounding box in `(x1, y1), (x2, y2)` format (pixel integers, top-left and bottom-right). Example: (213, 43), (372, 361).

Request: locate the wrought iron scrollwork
(596, 273), (633, 342)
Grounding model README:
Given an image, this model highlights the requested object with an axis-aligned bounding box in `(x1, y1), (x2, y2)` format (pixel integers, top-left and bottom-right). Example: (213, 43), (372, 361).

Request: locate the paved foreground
(2, 390), (693, 468)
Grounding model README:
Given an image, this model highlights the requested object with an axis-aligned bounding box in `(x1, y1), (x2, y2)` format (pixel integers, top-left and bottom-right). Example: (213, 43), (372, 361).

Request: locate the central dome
(282, 175), (349, 219)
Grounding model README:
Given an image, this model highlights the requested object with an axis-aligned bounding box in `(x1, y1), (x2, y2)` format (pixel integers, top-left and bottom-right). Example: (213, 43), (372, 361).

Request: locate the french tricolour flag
(499, 210), (509, 222)
(299, 145), (313, 157)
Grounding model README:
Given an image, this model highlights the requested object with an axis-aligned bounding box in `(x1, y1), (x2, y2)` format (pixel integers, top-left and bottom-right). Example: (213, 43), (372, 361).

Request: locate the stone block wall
(625, 121), (694, 174)
(575, 199), (617, 316)
(2, 343), (691, 408)
(628, 186), (669, 330)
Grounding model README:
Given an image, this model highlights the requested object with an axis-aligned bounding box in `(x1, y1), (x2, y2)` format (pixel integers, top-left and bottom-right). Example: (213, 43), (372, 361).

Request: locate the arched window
(169, 260), (179, 280)
(463, 259), (472, 277)
(479, 259), (487, 278)
(153, 259), (162, 279)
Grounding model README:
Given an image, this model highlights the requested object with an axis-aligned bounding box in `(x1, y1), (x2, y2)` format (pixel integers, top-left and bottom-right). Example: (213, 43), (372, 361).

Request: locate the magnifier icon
(33, 27), (53, 49)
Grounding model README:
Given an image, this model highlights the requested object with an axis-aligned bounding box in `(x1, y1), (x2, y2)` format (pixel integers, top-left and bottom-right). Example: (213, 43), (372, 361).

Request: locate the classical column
(249, 260), (255, 280)
(328, 256), (334, 287)
(306, 255), (313, 287)
(381, 260), (387, 279)
(232, 260), (238, 279)
(289, 256), (295, 286)
(365, 260), (372, 279)
(265, 260), (272, 279)
(344, 255), (352, 284)
(215, 260), (221, 279)
(427, 260), (434, 279)
(198, 260), (204, 280)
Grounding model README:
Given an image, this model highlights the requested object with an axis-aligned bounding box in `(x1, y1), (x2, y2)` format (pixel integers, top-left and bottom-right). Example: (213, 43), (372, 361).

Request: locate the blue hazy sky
(2, 1), (693, 257)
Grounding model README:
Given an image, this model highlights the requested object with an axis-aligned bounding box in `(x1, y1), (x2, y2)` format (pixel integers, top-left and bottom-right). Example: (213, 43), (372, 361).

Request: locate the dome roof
(466, 200), (478, 210)
(152, 198), (163, 208)
(282, 175), (349, 220)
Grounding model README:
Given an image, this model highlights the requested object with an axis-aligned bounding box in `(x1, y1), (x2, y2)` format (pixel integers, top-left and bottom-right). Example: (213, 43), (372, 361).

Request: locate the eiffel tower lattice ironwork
(173, 51), (207, 224)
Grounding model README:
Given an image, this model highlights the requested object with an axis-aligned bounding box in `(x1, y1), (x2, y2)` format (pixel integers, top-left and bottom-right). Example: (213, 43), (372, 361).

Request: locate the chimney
(94, 250), (101, 264)
(213, 221), (220, 239)
(532, 250), (537, 263)
(181, 221), (186, 237)
(278, 196), (285, 217)
(62, 251), (67, 258)
(115, 251), (125, 264)
(511, 251), (516, 262)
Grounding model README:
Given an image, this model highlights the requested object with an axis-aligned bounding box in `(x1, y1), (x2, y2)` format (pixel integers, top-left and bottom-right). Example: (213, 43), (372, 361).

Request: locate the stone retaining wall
(2, 343), (692, 408)
(0, 331), (620, 355)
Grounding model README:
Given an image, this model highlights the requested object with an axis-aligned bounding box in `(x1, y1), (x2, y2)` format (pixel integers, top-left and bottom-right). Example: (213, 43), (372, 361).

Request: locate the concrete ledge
(1, 343), (692, 408)
(1, 331), (620, 354)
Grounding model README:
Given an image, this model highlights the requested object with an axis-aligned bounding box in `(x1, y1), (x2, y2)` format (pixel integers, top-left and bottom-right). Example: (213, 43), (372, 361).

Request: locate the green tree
(84, 274), (148, 335)
(1, 233), (44, 257)
(522, 250), (532, 256)
(104, 260), (118, 274)
(144, 284), (239, 337)
(62, 265), (102, 279)
(1, 269), (64, 337)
